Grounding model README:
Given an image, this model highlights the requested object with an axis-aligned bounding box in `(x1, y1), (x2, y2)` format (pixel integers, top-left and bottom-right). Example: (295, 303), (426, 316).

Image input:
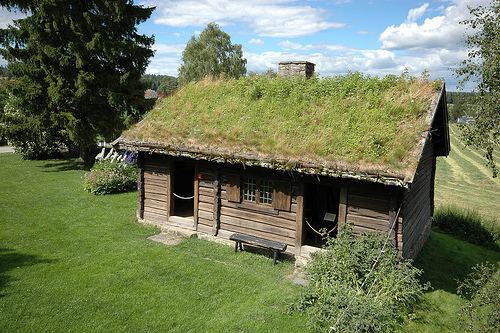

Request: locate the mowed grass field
(435, 124), (500, 222)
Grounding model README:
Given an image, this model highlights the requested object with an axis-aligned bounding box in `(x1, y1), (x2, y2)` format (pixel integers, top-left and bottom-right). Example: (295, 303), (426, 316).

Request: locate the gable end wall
(401, 137), (436, 259)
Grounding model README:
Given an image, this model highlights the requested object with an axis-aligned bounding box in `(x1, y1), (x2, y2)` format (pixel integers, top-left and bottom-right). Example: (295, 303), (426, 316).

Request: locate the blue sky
(0, 0), (491, 90)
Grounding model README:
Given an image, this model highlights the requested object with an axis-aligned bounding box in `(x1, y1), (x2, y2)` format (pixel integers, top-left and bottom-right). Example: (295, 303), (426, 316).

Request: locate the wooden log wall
(401, 138), (435, 259)
(142, 154), (169, 223)
(218, 167), (298, 250)
(346, 181), (393, 235)
(197, 162), (217, 235)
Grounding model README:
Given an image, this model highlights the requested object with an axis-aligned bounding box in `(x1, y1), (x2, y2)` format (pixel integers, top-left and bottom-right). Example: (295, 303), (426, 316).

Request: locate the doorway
(171, 160), (195, 217)
(304, 183), (340, 246)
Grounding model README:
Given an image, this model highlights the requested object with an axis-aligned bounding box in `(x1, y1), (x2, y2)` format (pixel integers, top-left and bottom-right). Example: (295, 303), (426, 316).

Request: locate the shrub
(289, 226), (428, 332)
(11, 132), (63, 160)
(457, 262), (500, 332)
(432, 204), (500, 251)
(83, 150), (138, 195)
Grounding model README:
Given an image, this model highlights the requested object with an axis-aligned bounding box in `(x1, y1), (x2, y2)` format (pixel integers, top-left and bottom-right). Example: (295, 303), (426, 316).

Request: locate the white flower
(104, 148), (114, 160)
(95, 148), (105, 160)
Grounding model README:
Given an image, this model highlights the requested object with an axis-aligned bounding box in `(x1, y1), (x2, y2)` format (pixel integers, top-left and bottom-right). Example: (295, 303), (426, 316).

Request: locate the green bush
(83, 151), (138, 195)
(289, 226), (428, 332)
(432, 204), (500, 251)
(11, 132), (63, 160)
(457, 262), (500, 332)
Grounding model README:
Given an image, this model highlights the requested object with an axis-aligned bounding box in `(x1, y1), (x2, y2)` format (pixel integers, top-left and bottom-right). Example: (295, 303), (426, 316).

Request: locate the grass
(124, 73), (440, 174)
(401, 231), (500, 332)
(0, 153), (309, 332)
(401, 123), (500, 332)
(434, 124), (500, 222)
(1, 122), (499, 332)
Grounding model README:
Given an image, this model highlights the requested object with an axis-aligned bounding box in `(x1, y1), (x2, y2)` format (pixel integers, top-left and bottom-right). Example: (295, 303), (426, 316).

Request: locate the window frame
(243, 177), (273, 206)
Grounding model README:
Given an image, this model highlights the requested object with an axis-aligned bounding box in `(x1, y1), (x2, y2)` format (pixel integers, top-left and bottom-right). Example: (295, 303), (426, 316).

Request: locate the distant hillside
(434, 124), (500, 222)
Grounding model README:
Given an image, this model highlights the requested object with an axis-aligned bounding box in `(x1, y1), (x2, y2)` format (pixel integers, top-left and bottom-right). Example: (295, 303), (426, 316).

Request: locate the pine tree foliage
(455, 0), (500, 177)
(178, 22), (246, 86)
(0, 0), (155, 162)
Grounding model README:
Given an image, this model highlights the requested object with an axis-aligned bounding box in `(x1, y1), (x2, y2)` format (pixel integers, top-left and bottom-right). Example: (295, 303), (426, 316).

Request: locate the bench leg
(234, 241), (239, 253)
(273, 250), (278, 266)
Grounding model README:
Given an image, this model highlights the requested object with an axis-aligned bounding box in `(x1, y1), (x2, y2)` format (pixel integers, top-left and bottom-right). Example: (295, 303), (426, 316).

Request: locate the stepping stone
(148, 233), (182, 246)
(292, 277), (310, 287)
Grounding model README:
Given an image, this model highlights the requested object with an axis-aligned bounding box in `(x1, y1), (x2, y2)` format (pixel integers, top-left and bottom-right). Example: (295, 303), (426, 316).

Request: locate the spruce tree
(0, 0), (155, 164)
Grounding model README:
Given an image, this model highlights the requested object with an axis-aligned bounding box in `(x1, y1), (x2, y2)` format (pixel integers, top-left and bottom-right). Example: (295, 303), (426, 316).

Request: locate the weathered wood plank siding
(401, 138), (435, 259)
(346, 181), (392, 235)
(218, 167), (298, 249)
(197, 163), (216, 235)
(142, 154), (168, 223)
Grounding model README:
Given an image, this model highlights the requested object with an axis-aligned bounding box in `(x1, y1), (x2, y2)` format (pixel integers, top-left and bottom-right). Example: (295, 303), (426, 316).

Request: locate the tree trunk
(79, 145), (97, 167)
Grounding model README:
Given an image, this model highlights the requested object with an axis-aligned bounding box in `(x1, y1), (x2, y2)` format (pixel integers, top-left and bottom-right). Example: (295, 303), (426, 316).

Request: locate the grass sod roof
(115, 72), (446, 186)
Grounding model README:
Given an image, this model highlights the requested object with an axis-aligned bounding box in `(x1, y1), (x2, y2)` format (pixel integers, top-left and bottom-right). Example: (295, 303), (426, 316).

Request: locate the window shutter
(273, 181), (291, 211)
(226, 174), (241, 202)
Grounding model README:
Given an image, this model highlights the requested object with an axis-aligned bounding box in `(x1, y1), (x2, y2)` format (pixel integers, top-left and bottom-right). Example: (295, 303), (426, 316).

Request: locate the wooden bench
(229, 233), (287, 266)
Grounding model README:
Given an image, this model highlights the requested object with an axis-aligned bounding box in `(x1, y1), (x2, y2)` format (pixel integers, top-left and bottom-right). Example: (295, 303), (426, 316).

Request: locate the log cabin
(113, 61), (450, 260)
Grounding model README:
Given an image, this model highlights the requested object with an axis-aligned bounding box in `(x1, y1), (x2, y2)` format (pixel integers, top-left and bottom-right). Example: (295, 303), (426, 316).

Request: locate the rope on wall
(173, 193), (194, 200)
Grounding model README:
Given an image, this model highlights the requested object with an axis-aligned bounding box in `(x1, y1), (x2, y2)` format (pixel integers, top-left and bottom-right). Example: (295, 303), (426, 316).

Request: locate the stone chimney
(278, 61), (315, 79)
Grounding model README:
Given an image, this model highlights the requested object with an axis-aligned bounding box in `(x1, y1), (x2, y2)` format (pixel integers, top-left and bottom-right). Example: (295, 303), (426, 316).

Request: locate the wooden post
(166, 159), (173, 220)
(193, 161), (199, 230)
(338, 181), (348, 231)
(295, 181), (305, 256)
(212, 167), (221, 236)
(389, 194), (399, 247)
(137, 153), (145, 220)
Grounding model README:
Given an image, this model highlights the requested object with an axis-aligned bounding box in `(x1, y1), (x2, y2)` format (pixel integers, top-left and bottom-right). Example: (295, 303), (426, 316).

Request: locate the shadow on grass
(0, 248), (56, 297)
(39, 157), (91, 172)
(414, 231), (500, 294)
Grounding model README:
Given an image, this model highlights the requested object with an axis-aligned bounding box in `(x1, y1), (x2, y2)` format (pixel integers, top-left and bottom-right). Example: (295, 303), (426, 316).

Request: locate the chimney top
(278, 61), (315, 79)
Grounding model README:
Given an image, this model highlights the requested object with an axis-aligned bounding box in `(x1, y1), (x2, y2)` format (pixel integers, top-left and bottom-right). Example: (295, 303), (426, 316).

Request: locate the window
(244, 178), (257, 202)
(226, 172), (291, 212)
(260, 180), (273, 204)
(243, 177), (273, 205)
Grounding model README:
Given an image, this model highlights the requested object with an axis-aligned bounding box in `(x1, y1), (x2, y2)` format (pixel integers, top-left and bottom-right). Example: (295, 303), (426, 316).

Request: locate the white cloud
(249, 38), (264, 46)
(279, 40), (303, 51)
(406, 3), (428, 23)
(379, 0), (490, 52)
(145, 0), (344, 37)
(356, 30), (376, 35)
(0, 9), (26, 29)
(153, 43), (186, 55)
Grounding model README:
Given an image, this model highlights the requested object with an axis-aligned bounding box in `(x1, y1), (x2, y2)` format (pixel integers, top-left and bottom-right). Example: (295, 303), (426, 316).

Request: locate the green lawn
(0, 153), (309, 332)
(1, 123), (499, 332)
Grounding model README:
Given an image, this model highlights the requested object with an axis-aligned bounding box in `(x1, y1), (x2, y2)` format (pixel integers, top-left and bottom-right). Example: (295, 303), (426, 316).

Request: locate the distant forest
(446, 91), (476, 104)
(446, 91), (477, 122)
(141, 74), (178, 96)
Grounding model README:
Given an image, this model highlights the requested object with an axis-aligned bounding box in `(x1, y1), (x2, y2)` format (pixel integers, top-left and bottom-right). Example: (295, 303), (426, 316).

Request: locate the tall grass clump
(433, 204), (500, 251)
(288, 226), (428, 332)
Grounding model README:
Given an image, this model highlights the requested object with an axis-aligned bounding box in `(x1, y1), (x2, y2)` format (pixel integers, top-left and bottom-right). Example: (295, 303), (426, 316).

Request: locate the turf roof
(116, 72), (446, 184)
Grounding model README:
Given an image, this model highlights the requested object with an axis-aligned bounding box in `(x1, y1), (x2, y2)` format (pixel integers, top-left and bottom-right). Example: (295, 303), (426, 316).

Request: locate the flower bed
(83, 149), (138, 195)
